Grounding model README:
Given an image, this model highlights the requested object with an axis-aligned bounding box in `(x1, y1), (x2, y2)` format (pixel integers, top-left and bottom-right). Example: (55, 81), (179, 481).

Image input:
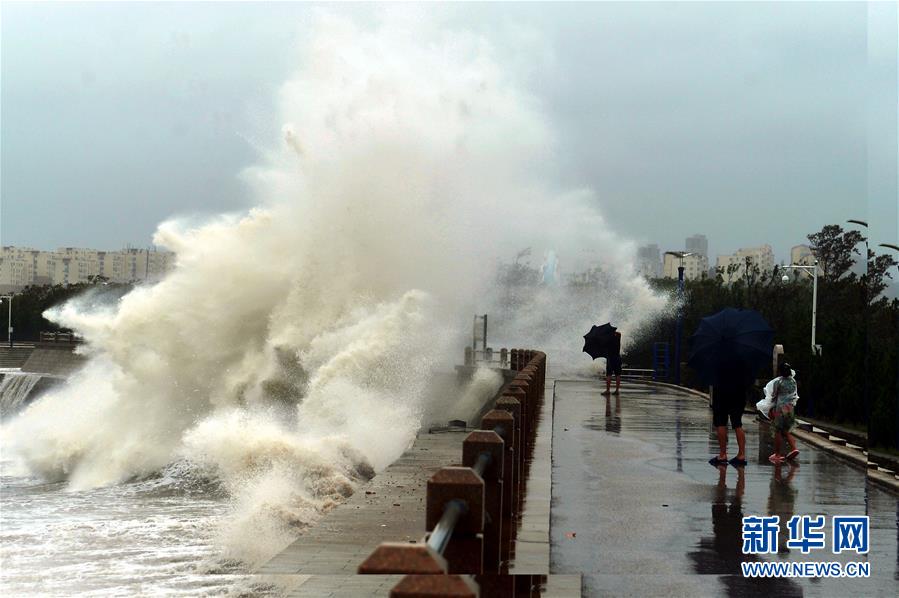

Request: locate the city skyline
(0, 245), (174, 292)
(2, 2), (896, 259)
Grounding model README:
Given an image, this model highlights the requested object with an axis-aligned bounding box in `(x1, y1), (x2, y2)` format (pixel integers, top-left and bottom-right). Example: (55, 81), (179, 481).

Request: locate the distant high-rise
(685, 234), (708, 259)
(636, 244), (662, 278)
(789, 244), (816, 279)
(663, 252), (709, 281)
(0, 246), (175, 293)
(716, 245), (775, 282)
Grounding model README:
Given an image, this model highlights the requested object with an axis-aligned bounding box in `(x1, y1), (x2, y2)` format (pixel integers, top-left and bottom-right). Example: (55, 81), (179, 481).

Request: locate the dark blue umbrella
(583, 322), (618, 360)
(688, 308), (773, 386)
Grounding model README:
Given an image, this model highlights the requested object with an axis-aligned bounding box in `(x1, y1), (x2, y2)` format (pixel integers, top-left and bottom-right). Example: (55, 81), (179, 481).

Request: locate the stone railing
(357, 349), (546, 597)
(38, 331), (83, 344)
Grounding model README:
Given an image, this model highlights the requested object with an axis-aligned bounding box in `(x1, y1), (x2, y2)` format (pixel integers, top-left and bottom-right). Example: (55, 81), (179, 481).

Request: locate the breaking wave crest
(2, 11), (668, 566)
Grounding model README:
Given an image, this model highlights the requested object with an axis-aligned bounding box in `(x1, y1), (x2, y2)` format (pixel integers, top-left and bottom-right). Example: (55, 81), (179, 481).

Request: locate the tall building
(685, 234), (709, 260)
(0, 247), (40, 289)
(789, 244), (816, 279)
(716, 245), (775, 282)
(663, 252), (709, 281)
(636, 244), (662, 278)
(0, 246), (175, 293)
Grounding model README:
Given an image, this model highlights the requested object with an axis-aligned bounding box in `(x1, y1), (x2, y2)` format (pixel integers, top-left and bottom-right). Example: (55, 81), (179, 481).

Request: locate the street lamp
(779, 260), (821, 417)
(0, 295), (12, 348)
(847, 219), (870, 444)
(878, 243), (899, 452)
(780, 261), (820, 354)
(665, 251), (695, 385)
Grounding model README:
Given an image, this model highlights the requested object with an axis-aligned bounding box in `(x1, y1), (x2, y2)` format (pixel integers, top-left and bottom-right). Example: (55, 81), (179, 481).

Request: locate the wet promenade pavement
(550, 379), (899, 597)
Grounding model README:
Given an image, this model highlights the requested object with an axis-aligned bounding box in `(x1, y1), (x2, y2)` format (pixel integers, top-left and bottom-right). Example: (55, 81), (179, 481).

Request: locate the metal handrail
(426, 499), (467, 555)
(426, 449), (495, 556)
(472, 451), (491, 478)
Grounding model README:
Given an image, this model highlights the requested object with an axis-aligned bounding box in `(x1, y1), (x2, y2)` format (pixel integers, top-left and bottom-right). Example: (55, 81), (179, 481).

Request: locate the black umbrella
(688, 308), (773, 386)
(583, 323), (618, 360)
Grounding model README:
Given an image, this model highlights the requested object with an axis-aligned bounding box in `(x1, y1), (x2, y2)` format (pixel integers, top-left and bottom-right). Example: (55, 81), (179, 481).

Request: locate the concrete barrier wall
(0, 347), (34, 368)
(22, 347), (88, 377)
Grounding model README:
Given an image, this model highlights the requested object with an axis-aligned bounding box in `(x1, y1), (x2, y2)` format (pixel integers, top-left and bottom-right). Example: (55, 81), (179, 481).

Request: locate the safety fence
(38, 331), (83, 344)
(464, 345), (511, 369)
(358, 349), (547, 597)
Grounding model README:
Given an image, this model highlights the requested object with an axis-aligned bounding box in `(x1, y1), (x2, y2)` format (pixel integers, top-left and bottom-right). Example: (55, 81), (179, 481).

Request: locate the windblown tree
(864, 249), (899, 305)
(807, 224), (864, 283)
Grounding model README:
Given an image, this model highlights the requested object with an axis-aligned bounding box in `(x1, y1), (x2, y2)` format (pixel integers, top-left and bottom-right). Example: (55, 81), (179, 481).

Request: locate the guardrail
(38, 331), (83, 344)
(464, 346), (510, 369)
(358, 349), (547, 597)
(620, 367), (654, 379)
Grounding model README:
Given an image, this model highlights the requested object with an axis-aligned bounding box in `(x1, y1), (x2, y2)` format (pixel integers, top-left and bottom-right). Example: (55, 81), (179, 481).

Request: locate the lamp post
(847, 219), (870, 444)
(665, 251), (694, 385)
(780, 261), (820, 354)
(878, 243), (899, 451)
(0, 295), (12, 348)
(781, 260), (820, 417)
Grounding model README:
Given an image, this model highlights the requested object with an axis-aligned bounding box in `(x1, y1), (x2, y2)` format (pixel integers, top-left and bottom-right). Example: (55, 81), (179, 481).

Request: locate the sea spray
(448, 367), (505, 424)
(0, 373), (43, 417)
(3, 11), (669, 567)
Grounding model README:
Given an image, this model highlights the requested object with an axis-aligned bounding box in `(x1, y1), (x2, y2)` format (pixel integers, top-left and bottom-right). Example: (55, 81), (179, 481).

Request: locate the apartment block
(716, 245), (775, 282)
(0, 246), (175, 292)
(663, 252), (709, 281)
(637, 244), (662, 278)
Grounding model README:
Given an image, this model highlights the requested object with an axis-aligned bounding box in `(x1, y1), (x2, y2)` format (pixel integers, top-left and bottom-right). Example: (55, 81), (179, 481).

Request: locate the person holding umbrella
(603, 331), (622, 396)
(688, 308), (774, 468)
(583, 323), (622, 396)
(708, 357), (753, 467)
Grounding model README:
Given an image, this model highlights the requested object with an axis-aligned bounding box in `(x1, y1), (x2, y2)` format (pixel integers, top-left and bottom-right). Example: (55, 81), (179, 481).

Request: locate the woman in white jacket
(766, 362), (800, 463)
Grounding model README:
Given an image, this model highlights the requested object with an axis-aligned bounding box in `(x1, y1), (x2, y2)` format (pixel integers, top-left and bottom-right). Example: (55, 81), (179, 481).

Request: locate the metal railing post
(480, 409), (516, 562)
(426, 467), (485, 574)
(463, 432), (504, 573)
(390, 575), (479, 598)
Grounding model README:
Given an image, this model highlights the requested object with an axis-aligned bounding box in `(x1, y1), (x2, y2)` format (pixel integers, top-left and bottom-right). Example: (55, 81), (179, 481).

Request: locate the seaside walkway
(253, 376), (898, 596)
(550, 379), (898, 596)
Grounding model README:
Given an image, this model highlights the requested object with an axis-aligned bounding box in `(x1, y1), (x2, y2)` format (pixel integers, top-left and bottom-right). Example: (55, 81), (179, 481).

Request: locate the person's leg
(773, 431), (782, 457)
(603, 373), (611, 395)
(712, 399), (729, 460)
(715, 425), (728, 460)
(614, 374), (621, 393)
(734, 426), (746, 460)
(730, 407), (746, 460)
(785, 431), (797, 452)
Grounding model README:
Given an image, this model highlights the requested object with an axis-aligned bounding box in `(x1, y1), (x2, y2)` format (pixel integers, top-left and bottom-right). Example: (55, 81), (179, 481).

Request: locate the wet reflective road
(550, 380), (899, 597)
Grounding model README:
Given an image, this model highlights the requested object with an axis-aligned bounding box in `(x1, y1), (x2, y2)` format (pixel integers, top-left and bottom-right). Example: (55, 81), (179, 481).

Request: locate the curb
(642, 380), (710, 401)
(791, 427), (899, 494)
(868, 468), (899, 494)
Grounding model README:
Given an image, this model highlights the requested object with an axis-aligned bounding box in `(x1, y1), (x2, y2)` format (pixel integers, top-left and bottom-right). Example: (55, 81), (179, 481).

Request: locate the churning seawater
(0, 459), (255, 596)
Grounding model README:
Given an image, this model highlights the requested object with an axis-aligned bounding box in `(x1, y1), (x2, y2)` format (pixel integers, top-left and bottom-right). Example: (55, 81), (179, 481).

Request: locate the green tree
(864, 249), (898, 304)
(807, 224), (864, 282)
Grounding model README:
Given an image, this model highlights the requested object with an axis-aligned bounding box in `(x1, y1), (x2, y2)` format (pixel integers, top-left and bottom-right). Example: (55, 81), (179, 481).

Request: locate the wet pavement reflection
(550, 380), (899, 596)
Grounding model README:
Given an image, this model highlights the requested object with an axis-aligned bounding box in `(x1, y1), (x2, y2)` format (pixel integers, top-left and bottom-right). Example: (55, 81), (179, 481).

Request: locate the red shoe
(785, 449), (799, 461)
(768, 454), (784, 464)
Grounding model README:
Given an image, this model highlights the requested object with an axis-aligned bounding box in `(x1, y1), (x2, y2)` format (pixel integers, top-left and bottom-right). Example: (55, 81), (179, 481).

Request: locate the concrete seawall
(0, 347), (34, 369)
(22, 345), (88, 377)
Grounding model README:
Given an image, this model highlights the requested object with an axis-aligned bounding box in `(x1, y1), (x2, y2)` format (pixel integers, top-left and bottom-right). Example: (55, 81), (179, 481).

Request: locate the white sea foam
(448, 367), (505, 424)
(2, 11), (668, 567)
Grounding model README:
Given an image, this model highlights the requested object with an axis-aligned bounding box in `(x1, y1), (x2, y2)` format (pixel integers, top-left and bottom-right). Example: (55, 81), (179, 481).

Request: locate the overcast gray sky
(2, 2), (896, 265)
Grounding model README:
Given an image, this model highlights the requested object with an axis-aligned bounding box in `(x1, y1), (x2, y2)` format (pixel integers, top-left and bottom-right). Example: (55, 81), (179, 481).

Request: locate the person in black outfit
(709, 358), (751, 467)
(602, 331), (622, 396)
